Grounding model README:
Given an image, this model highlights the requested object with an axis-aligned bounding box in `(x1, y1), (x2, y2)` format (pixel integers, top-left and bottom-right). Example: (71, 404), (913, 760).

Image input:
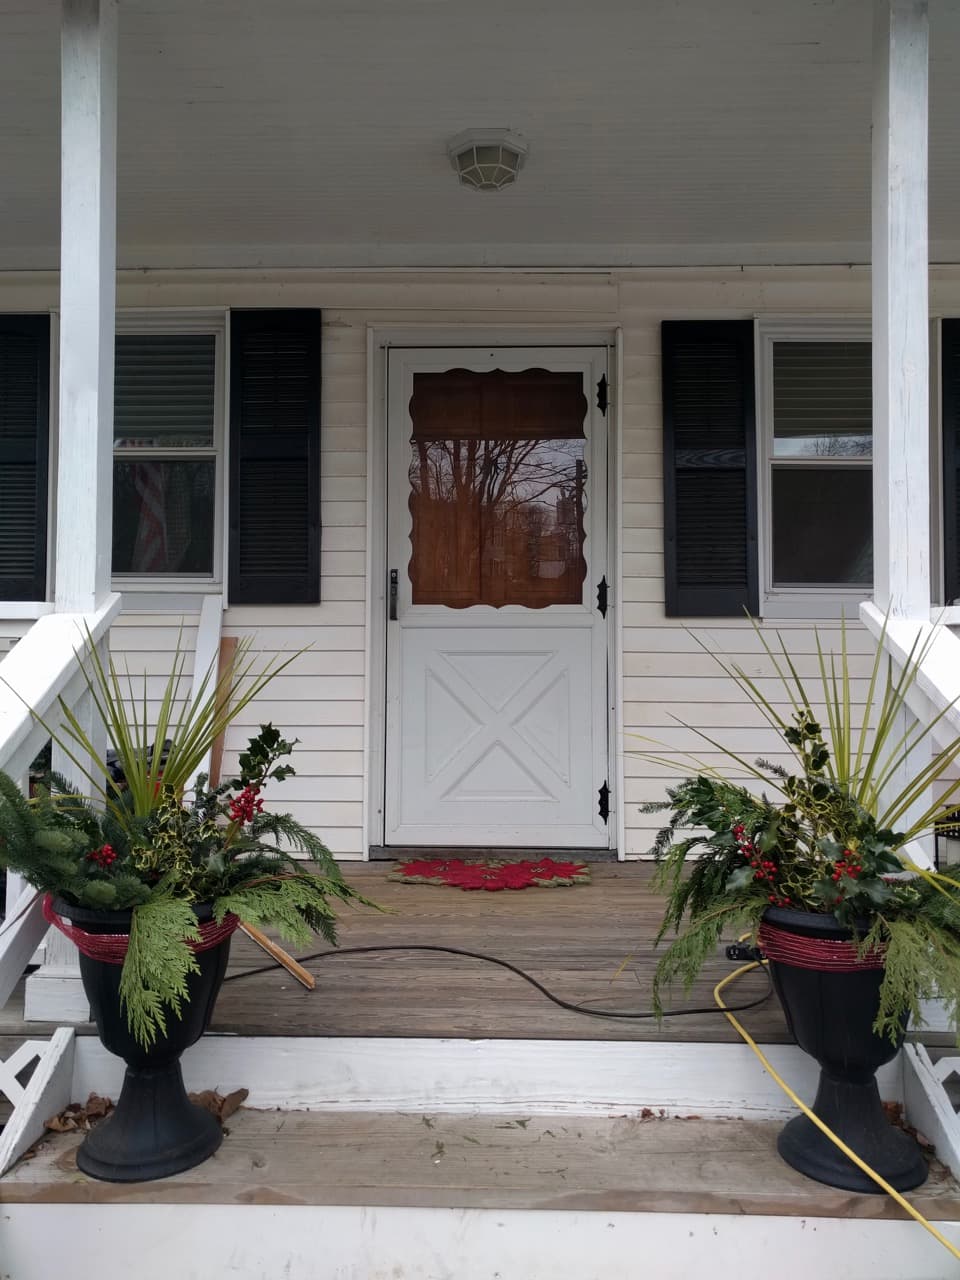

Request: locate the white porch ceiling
(1, 0), (959, 270)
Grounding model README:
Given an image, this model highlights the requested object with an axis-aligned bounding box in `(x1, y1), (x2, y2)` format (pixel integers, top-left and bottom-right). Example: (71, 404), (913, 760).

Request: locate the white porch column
(26, 0), (118, 1022)
(871, 0), (930, 620)
(54, 0), (117, 615)
(868, 2), (935, 871)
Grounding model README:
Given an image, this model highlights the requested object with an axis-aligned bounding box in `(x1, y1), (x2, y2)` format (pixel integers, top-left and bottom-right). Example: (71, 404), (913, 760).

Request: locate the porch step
(3, 1108), (960, 1279)
(4, 1106), (960, 1217)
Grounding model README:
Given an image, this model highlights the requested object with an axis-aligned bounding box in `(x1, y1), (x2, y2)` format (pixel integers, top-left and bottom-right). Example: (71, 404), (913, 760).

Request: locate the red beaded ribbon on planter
(758, 921), (886, 972)
(43, 894), (240, 965)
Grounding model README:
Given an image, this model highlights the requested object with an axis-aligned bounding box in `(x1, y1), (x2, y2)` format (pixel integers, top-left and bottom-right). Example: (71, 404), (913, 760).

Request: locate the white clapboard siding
(11, 269), (960, 859)
(220, 315), (368, 856)
(618, 280), (884, 854)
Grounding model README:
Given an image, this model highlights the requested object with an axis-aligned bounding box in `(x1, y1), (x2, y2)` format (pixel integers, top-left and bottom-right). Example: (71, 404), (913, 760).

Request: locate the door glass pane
(112, 459), (215, 574)
(771, 466), (872, 587)
(408, 368), (588, 608)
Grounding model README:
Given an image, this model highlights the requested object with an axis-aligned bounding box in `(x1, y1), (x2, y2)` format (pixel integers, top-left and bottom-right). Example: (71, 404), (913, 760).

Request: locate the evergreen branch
(119, 895), (202, 1048)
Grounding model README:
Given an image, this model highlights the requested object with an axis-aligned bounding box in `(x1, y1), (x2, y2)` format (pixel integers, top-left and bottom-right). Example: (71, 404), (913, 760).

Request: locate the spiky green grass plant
(642, 615), (960, 1042)
(0, 635), (377, 1046)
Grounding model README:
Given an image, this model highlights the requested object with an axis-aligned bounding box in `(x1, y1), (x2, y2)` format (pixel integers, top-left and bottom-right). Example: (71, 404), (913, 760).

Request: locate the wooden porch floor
(3, 862), (787, 1044)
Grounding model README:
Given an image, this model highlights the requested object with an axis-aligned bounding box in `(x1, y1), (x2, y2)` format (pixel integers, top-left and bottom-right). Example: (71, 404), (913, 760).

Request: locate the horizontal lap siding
(618, 287), (877, 855)
(104, 321), (368, 859)
(99, 285), (615, 859)
(12, 270), (924, 861)
(222, 319), (367, 856)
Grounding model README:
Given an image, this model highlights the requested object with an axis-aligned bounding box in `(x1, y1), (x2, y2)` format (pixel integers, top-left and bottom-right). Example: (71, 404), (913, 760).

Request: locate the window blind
(114, 333), (216, 447)
(773, 341), (872, 452)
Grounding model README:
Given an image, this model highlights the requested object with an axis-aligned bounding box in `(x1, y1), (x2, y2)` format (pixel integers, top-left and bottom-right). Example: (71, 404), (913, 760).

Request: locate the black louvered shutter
(229, 310), (321, 604)
(662, 320), (758, 616)
(0, 315), (50, 600)
(944, 321), (960, 605)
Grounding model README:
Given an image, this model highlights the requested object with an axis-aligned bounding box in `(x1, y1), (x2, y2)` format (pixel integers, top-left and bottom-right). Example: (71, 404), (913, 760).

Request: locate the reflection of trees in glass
(409, 436), (587, 607)
(810, 435), (872, 458)
(774, 435), (873, 459)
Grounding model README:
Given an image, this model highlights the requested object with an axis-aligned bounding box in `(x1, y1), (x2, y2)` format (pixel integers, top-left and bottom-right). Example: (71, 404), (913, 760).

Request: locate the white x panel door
(384, 347), (610, 847)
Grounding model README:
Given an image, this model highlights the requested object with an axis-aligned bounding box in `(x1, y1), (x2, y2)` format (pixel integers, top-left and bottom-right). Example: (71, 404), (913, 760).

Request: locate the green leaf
(725, 865), (755, 893)
(758, 819), (780, 852)
(859, 878), (894, 906)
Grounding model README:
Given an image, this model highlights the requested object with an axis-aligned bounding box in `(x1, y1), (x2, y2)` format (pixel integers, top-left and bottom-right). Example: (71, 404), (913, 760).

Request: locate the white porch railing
(860, 601), (960, 1178)
(0, 592), (120, 1175)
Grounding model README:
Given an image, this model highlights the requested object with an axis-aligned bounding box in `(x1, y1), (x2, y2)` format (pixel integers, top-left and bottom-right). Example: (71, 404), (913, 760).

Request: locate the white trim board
(5, 1204), (960, 1280)
(71, 1036), (902, 1120)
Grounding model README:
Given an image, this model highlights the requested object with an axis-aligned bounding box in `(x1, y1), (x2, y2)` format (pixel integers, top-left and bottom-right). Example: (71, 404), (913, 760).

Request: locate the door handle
(389, 569), (398, 621)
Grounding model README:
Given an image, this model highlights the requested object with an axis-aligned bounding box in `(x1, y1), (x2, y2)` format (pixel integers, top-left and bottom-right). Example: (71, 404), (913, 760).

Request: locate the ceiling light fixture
(447, 129), (528, 192)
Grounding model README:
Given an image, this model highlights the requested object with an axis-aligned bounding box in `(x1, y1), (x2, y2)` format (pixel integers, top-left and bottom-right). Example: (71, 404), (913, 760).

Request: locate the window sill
(760, 592), (871, 621)
(113, 588), (223, 614)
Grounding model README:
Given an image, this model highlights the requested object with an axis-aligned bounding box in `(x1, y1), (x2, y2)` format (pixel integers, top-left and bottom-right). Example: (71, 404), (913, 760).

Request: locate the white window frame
(757, 317), (873, 619)
(111, 309), (226, 594)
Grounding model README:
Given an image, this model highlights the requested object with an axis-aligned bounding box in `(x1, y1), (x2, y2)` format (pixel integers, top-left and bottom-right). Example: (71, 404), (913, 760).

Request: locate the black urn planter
(761, 905), (927, 1194)
(52, 898), (233, 1183)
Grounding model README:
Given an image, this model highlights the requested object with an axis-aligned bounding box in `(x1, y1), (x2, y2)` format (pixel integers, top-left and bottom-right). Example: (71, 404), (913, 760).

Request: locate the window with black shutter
(661, 320), (758, 617)
(229, 310), (322, 604)
(113, 328), (220, 579)
(765, 334), (872, 590)
(943, 320), (960, 605)
(0, 315), (50, 601)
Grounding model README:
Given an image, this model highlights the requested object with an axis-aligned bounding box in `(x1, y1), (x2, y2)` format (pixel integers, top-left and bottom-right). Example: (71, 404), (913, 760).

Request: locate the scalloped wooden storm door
(384, 348), (610, 847)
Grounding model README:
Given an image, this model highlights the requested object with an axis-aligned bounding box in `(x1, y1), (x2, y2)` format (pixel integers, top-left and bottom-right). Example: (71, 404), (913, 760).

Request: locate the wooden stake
(207, 635), (238, 790)
(238, 923), (317, 990)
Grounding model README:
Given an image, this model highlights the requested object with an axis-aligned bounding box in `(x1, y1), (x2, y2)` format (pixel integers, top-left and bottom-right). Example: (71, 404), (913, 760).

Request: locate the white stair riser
(4, 1204), (959, 1280)
(72, 1035), (903, 1118)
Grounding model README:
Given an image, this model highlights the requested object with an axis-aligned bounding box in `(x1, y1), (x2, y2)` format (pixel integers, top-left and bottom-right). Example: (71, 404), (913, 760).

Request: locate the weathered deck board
(1, 863), (787, 1043)
(4, 1108), (959, 1221)
(210, 863), (785, 1042)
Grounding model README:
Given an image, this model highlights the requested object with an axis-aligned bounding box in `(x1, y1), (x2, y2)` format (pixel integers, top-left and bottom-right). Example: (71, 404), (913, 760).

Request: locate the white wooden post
(871, 0), (930, 621)
(54, 0), (117, 616)
(870, 3), (933, 870)
(24, 0), (119, 1022)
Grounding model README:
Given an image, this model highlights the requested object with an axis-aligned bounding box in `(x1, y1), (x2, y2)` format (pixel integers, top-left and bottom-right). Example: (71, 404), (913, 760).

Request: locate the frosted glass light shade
(447, 129), (528, 191)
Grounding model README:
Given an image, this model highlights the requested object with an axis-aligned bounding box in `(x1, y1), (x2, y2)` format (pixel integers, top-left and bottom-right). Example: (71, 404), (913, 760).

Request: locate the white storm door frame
(382, 345), (610, 848)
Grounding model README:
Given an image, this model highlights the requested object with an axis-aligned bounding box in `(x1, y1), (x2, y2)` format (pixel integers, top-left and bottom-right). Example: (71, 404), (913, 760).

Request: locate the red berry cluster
(86, 843), (117, 869)
(228, 785), (265, 825)
(831, 848), (862, 882)
(732, 823), (790, 907)
(829, 848), (862, 903)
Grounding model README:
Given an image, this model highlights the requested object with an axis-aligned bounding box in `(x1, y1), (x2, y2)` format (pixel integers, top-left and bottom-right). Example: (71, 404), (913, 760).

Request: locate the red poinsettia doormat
(389, 856), (591, 891)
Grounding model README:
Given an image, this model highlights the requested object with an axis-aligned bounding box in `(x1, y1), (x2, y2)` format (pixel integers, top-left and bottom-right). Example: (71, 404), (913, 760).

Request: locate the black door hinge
(596, 373), (608, 416)
(596, 576), (608, 618)
(598, 781), (610, 823)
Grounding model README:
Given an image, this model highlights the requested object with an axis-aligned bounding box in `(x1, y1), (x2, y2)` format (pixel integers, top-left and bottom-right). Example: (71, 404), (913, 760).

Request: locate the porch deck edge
(3, 1110), (959, 1227)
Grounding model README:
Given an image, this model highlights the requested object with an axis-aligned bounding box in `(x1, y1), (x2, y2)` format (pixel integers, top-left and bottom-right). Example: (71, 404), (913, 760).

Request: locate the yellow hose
(714, 959), (960, 1265)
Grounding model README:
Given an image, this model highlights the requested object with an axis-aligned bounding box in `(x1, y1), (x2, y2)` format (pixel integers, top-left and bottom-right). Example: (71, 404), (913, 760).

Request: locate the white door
(384, 347), (610, 848)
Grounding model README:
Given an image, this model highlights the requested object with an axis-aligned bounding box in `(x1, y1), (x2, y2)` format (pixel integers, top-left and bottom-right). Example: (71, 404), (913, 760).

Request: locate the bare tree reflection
(410, 435), (587, 607)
